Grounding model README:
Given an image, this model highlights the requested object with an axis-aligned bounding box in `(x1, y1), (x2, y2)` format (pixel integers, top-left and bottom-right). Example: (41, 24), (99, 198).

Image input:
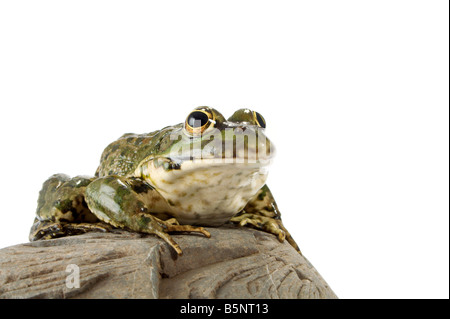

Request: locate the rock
(0, 225), (337, 299)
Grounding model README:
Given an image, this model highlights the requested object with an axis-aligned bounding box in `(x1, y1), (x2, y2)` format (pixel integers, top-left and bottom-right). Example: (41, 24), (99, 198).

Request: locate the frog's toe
(157, 225), (211, 255)
(164, 218), (180, 226)
(262, 220), (286, 242)
(231, 213), (288, 243)
(278, 229), (286, 242)
(153, 223), (211, 256)
(237, 217), (259, 229)
(165, 223), (211, 238)
(29, 221), (65, 241)
(137, 214), (211, 255)
(154, 229), (183, 255)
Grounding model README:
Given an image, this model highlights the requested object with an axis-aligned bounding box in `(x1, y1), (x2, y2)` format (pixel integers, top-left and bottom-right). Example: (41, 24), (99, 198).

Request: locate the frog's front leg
(84, 176), (210, 255)
(230, 185), (302, 254)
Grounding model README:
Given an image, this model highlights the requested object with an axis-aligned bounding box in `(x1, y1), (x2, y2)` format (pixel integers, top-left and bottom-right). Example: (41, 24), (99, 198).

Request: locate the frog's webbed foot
(230, 213), (302, 254)
(231, 213), (286, 241)
(29, 219), (66, 241)
(29, 218), (113, 241)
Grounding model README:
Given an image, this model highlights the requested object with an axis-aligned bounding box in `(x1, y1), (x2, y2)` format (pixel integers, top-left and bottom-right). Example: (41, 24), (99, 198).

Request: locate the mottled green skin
(30, 107), (300, 254)
(94, 125), (184, 178)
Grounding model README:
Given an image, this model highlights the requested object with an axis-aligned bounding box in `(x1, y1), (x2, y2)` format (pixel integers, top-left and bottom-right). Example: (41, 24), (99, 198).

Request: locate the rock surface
(0, 225), (337, 299)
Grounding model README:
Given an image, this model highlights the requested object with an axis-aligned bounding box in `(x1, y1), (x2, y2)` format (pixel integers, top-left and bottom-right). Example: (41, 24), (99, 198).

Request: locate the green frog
(30, 107), (300, 255)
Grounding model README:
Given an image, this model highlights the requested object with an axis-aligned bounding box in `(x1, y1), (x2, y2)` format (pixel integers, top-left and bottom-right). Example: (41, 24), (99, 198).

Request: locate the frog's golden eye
(185, 109), (214, 134)
(253, 111), (266, 128)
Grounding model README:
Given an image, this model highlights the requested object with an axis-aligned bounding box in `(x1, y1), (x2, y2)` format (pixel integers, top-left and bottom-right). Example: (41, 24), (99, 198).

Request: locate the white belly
(145, 161), (268, 226)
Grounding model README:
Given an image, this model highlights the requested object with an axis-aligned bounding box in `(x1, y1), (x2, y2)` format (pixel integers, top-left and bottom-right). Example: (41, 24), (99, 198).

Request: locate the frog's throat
(135, 159), (269, 226)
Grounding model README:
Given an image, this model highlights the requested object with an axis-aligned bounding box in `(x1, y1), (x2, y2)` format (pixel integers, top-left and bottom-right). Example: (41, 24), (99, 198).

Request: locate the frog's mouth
(146, 156), (271, 193)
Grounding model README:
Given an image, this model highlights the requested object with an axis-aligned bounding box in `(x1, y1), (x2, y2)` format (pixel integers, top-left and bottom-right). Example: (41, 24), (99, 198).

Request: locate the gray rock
(0, 225), (337, 299)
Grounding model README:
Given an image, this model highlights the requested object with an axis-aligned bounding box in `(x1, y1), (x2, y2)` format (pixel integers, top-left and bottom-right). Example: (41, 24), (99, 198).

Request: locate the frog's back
(95, 125), (180, 177)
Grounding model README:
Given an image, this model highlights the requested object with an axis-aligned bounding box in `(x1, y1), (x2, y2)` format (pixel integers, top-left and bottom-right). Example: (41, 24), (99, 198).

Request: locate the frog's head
(161, 106), (274, 163)
(136, 106), (275, 225)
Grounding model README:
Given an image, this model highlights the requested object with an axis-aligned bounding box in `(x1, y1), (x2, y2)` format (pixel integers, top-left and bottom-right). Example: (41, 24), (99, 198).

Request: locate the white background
(0, 1), (448, 299)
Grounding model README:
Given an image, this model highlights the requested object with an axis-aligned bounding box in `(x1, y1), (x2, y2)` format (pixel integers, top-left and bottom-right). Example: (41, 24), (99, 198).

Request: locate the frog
(29, 107), (301, 255)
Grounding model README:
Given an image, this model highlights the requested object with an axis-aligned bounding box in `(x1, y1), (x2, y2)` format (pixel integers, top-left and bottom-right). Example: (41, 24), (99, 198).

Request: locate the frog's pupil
(256, 112), (266, 128)
(188, 111), (209, 128)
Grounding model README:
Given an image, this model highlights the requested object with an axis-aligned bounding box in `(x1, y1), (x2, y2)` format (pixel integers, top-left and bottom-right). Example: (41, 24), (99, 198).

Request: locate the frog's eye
(185, 109), (214, 134)
(253, 111), (266, 128)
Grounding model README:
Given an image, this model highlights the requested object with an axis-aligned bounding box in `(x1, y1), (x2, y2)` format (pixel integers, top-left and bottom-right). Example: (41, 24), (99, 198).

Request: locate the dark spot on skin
(257, 188), (267, 201)
(162, 159), (181, 171)
(130, 178), (154, 194)
(138, 215), (152, 228)
(134, 137), (144, 146)
(102, 144), (120, 161)
(153, 141), (161, 153)
(167, 199), (175, 206)
(154, 157), (181, 171)
(112, 182), (132, 207)
(54, 199), (74, 214)
(102, 151), (111, 161)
